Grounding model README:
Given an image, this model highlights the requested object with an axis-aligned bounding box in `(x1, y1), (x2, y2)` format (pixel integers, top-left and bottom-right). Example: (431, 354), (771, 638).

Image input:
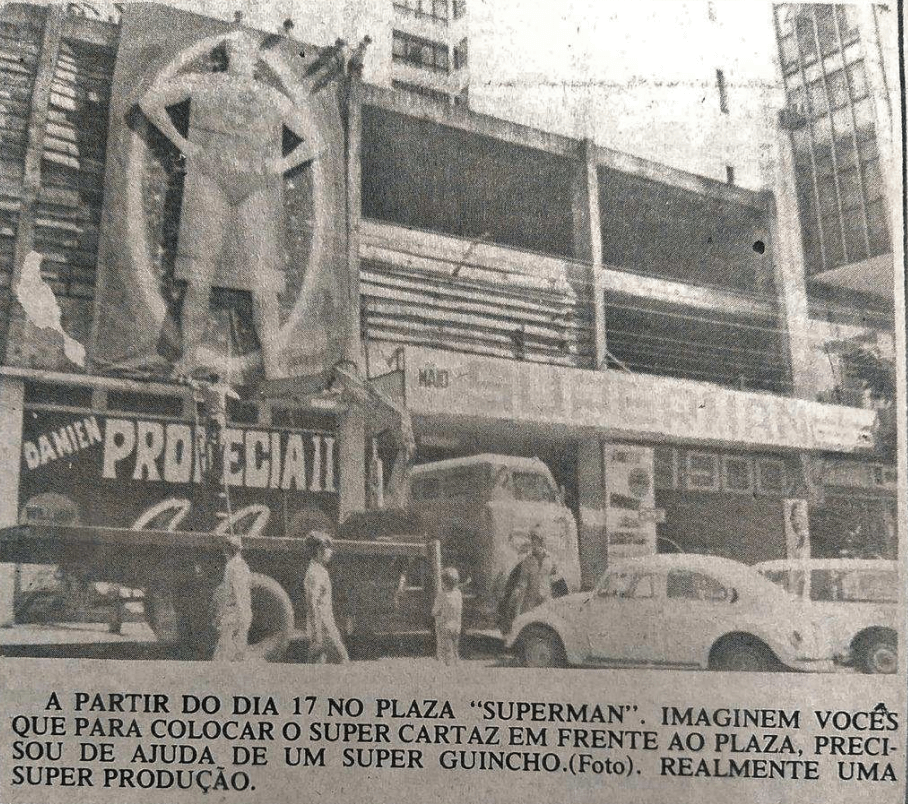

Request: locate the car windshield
(444, 467), (488, 496)
(511, 472), (557, 503)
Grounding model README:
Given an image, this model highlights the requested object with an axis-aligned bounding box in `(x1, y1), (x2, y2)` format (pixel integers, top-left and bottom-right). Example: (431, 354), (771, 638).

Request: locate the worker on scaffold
(181, 373), (240, 487)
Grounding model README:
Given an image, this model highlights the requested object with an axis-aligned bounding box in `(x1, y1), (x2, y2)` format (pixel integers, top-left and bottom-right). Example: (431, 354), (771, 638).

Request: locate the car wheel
(858, 634), (897, 675)
(709, 638), (777, 672)
(519, 625), (566, 668)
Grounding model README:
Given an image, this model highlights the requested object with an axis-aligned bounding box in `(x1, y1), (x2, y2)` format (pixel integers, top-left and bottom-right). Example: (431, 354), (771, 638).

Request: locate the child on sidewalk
(432, 567), (463, 665)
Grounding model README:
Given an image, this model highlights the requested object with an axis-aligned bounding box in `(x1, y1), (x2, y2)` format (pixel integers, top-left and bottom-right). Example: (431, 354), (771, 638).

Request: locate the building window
(779, 33), (799, 73)
(393, 0), (449, 23)
(847, 60), (868, 100)
(774, 3), (891, 274)
(814, 4), (839, 57)
(685, 452), (719, 491)
(392, 30), (450, 73)
(391, 79), (451, 104)
(756, 459), (787, 495)
(453, 37), (468, 70)
(453, 0), (466, 19)
(836, 6), (860, 43)
(794, 12), (818, 62)
(722, 456), (754, 493)
(716, 69), (729, 113)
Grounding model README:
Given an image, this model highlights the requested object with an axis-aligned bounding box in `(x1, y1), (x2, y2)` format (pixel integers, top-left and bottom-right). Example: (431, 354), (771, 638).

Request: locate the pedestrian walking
(503, 529), (558, 633)
(303, 531), (349, 664)
(432, 567), (463, 665)
(212, 532), (252, 662)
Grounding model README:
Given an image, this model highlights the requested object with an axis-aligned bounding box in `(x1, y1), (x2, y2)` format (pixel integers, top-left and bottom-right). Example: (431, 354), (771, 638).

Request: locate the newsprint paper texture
(0, 0), (905, 802)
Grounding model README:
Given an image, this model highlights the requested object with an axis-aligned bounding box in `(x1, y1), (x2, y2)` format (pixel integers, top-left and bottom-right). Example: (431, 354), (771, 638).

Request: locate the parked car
(755, 558), (898, 675)
(505, 553), (837, 672)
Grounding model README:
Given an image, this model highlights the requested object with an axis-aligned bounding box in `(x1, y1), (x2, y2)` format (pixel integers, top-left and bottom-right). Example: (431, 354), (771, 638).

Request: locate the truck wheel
(857, 632), (897, 674)
(246, 573), (295, 662)
(149, 576), (293, 661)
(518, 625), (566, 668)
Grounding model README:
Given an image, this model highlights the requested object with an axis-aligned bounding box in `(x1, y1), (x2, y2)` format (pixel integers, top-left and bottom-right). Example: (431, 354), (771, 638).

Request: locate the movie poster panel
(90, 4), (351, 384)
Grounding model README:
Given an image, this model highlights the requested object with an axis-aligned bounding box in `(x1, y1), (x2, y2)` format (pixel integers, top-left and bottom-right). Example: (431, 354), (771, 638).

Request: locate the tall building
(773, 3), (897, 297)
(301, 0), (470, 106)
(387, 0), (469, 105)
(769, 3), (900, 559)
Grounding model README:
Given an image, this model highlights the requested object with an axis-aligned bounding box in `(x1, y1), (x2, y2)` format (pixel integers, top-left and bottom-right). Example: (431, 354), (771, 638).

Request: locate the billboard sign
(404, 346), (877, 454)
(18, 408), (338, 538)
(90, 5), (352, 383)
(604, 444), (658, 561)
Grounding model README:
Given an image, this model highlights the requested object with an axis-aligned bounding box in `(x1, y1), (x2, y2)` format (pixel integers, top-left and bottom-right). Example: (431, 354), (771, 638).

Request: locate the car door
(659, 570), (735, 666)
(580, 570), (664, 665)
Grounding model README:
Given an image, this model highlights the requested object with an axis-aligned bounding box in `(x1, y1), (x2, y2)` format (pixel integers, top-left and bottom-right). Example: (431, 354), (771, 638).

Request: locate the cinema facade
(0, 3), (893, 618)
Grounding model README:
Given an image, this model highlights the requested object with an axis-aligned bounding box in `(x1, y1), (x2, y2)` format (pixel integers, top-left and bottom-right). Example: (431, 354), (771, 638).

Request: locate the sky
(71, 0), (794, 188)
(466, 0), (785, 188)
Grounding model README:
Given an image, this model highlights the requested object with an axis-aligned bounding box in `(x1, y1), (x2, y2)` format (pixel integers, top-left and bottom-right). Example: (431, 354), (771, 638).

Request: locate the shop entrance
(651, 445), (801, 565)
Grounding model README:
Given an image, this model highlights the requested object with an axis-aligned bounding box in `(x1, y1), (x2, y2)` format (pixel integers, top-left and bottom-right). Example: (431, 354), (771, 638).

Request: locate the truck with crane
(0, 364), (578, 659)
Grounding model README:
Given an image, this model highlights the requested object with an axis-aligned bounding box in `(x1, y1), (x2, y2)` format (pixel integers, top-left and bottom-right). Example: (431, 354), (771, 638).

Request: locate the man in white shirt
(303, 531), (349, 664)
(212, 532), (252, 661)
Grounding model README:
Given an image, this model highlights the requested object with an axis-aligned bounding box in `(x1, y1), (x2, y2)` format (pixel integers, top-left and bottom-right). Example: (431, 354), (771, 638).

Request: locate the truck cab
(407, 455), (580, 629)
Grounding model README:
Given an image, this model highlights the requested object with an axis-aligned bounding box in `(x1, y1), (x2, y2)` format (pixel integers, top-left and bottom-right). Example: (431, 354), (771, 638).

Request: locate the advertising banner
(603, 444), (658, 561)
(90, 4), (351, 383)
(18, 408), (338, 538)
(403, 347), (878, 454)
